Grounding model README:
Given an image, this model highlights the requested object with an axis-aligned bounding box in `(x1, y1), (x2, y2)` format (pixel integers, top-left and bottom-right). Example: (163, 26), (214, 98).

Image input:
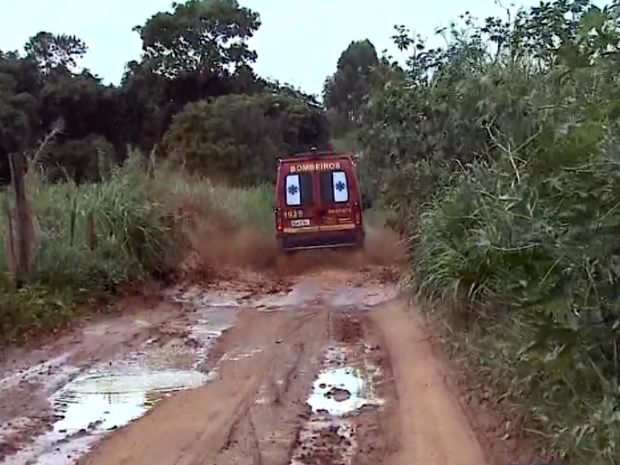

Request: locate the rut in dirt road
(78, 305), (392, 465)
(76, 283), (486, 465)
(0, 268), (488, 465)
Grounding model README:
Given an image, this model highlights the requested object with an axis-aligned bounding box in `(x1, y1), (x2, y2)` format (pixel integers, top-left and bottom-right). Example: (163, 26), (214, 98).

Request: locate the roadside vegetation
(322, 0), (620, 463)
(0, 0), (320, 346)
(0, 154), (274, 345)
(3, 0), (618, 463)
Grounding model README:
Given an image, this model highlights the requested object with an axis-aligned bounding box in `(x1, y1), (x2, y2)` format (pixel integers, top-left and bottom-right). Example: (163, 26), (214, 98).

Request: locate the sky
(0, 0), (553, 96)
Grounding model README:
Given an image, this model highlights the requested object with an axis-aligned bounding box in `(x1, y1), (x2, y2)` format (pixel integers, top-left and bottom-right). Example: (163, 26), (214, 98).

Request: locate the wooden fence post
(8, 153), (34, 280)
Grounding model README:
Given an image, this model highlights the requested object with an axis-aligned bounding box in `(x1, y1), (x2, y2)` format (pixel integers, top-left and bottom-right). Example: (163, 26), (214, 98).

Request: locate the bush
(416, 123), (620, 463)
(162, 92), (329, 185)
(359, 1), (620, 462)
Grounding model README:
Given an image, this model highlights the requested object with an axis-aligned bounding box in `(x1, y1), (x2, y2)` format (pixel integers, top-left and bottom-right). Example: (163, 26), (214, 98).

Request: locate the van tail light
(353, 202), (362, 227)
(275, 208), (283, 232)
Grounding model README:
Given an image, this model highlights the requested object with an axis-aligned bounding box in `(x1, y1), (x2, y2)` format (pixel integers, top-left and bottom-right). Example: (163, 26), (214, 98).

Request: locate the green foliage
(0, 150), (282, 346)
(135, 0), (260, 78)
(330, 130), (361, 152)
(205, 183), (273, 231)
(323, 39), (379, 136)
(151, 169), (274, 232)
(45, 134), (115, 183)
(25, 32), (88, 71)
(1, 0), (325, 187)
(358, 0), (620, 462)
(0, 278), (76, 344)
(163, 92), (329, 185)
(0, 157), (177, 344)
(0, 50), (127, 185)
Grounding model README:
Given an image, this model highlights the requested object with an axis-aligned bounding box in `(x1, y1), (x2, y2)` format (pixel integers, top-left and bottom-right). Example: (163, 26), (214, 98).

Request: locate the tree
(0, 51), (42, 184)
(134, 0), (261, 78)
(323, 39), (379, 134)
(0, 39), (124, 187)
(163, 92), (329, 185)
(25, 32), (88, 71)
(119, 0), (264, 154)
(45, 134), (114, 184)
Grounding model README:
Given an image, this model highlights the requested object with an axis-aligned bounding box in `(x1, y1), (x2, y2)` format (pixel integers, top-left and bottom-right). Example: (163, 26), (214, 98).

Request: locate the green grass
(0, 159), (177, 344)
(0, 157), (277, 346)
(363, 203), (389, 229)
(147, 169), (274, 232)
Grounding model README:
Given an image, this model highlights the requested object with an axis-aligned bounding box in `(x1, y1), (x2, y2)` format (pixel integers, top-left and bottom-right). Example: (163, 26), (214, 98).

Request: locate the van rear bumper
(278, 228), (365, 252)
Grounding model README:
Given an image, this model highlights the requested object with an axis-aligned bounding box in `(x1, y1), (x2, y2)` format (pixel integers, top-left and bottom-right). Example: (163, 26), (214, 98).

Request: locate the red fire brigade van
(273, 149), (366, 252)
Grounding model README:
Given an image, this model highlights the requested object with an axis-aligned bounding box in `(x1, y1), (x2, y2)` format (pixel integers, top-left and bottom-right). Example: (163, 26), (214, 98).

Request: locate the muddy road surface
(0, 264), (487, 465)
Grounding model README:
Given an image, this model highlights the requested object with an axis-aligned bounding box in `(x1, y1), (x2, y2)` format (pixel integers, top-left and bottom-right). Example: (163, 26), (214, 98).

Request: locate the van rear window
(285, 173), (313, 206)
(320, 170), (349, 204)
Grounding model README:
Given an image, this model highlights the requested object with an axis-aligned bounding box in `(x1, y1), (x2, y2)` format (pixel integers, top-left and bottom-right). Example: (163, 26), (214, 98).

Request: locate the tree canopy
(163, 91), (329, 185)
(24, 32), (88, 71)
(135, 0), (261, 78)
(0, 0), (328, 187)
(323, 39), (379, 135)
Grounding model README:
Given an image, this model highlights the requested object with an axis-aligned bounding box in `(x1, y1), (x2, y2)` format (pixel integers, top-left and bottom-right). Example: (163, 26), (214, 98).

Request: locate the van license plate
(291, 219), (310, 227)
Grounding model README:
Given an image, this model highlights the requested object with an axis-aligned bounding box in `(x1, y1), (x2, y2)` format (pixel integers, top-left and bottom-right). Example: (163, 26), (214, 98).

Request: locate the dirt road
(0, 264), (488, 465)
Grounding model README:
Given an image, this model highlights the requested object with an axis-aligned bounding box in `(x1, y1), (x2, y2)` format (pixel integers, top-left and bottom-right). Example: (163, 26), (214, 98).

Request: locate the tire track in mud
(289, 310), (396, 465)
(78, 307), (331, 465)
(0, 266), (490, 465)
(72, 286), (400, 465)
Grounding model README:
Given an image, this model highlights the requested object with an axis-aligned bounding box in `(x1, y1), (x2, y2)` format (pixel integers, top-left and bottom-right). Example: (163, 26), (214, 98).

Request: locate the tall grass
(0, 156), (278, 346)
(0, 157), (177, 344)
(414, 128), (620, 463)
(147, 169), (274, 232)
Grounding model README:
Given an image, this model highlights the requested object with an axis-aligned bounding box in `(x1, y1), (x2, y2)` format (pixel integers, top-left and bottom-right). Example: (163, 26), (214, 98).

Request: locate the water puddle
(171, 280), (398, 314)
(169, 285), (247, 308)
(1, 289), (244, 465)
(255, 282), (398, 312)
(170, 287), (242, 367)
(1, 366), (207, 465)
(290, 343), (384, 465)
(3, 367), (203, 465)
(307, 368), (367, 416)
(330, 285), (399, 309)
(253, 282), (321, 311)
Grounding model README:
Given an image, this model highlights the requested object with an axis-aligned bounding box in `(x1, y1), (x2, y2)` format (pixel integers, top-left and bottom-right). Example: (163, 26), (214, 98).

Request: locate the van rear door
(280, 170), (316, 232)
(316, 167), (359, 230)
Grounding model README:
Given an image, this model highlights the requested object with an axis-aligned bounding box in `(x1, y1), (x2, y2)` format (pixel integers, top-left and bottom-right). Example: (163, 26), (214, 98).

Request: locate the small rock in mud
(326, 387), (351, 402)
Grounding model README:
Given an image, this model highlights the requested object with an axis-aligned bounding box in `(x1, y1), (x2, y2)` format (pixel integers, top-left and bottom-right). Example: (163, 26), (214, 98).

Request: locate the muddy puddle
(308, 368), (366, 415)
(2, 366), (207, 465)
(291, 342), (384, 465)
(255, 283), (397, 312)
(0, 289), (244, 465)
(53, 368), (207, 431)
(171, 278), (398, 313)
(0, 352), (212, 465)
(1, 275), (397, 465)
